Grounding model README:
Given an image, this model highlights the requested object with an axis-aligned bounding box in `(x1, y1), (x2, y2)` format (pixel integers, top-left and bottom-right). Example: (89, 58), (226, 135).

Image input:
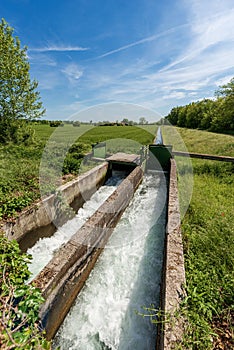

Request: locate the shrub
(0, 234), (51, 349)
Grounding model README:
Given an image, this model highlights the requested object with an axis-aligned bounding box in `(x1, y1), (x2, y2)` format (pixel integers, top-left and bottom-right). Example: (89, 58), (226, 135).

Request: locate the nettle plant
(0, 234), (51, 349)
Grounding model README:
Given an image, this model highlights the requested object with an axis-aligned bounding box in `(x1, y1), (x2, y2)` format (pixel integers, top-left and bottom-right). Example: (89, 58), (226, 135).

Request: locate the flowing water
(53, 173), (167, 350)
(27, 175), (124, 280)
(155, 127), (163, 145)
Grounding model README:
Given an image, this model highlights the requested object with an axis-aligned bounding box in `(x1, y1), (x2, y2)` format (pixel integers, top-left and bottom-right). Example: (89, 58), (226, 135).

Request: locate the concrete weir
(32, 166), (144, 340)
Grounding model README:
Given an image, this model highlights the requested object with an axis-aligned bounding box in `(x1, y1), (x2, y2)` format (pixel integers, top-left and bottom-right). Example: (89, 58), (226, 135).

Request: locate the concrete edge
(158, 158), (186, 349)
(2, 162), (109, 250)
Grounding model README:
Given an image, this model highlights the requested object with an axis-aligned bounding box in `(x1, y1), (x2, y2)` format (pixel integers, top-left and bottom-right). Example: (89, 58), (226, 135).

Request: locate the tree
(165, 77), (234, 132)
(121, 118), (129, 125)
(0, 19), (45, 143)
(73, 120), (81, 127)
(139, 117), (147, 125)
(212, 78), (234, 131)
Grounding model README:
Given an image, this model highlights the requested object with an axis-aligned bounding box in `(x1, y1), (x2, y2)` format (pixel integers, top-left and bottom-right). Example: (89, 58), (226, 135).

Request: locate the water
(27, 175), (124, 280)
(53, 174), (167, 350)
(155, 127), (163, 145)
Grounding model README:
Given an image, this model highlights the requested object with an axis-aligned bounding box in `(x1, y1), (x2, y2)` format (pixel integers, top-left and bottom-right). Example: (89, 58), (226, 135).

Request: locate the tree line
(165, 78), (234, 133)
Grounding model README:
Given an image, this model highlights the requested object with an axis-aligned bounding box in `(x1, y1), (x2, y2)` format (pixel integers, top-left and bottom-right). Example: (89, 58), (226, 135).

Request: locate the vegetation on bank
(178, 161), (234, 349)
(165, 77), (234, 133)
(0, 234), (51, 349)
(162, 128), (234, 349)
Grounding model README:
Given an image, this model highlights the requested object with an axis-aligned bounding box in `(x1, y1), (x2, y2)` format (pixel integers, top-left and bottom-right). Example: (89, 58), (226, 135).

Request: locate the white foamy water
(53, 174), (167, 350)
(27, 176), (124, 280)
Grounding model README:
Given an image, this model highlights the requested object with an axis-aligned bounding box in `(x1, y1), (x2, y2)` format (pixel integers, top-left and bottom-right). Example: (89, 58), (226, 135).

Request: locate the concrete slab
(106, 152), (140, 164)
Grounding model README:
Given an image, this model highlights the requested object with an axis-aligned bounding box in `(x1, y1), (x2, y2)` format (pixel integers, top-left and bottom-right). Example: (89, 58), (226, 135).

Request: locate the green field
(162, 126), (234, 156)
(33, 124), (157, 145)
(0, 124), (156, 220)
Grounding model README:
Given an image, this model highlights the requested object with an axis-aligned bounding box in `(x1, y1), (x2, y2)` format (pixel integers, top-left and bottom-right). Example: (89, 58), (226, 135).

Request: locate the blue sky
(1, 0), (234, 121)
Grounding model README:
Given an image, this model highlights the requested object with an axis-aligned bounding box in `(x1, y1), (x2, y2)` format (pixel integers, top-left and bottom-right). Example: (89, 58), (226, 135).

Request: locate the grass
(179, 163), (234, 349)
(0, 143), (43, 220)
(33, 124), (156, 147)
(162, 127), (234, 349)
(162, 125), (234, 156)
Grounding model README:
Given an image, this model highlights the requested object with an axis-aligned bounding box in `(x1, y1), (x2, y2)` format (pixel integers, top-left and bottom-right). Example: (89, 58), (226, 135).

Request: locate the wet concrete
(3, 163), (109, 251)
(32, 166), (144, 340)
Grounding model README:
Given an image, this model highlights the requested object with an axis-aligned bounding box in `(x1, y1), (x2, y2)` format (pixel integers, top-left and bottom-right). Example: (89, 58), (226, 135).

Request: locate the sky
(1, 0), (234, 122)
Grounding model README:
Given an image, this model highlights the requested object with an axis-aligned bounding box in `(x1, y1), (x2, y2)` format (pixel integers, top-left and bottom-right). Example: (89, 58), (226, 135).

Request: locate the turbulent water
(27, 175), (124, 280)
(53, 173), (167, 350)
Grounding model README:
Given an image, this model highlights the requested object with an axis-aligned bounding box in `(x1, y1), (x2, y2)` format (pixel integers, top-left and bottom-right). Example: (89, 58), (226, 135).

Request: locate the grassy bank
(179, 162), (234, 349)
(162, 127), (234, 349)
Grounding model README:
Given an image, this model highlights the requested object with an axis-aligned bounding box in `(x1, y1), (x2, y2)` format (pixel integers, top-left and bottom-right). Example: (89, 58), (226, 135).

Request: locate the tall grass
(165, 127), (234, 349)
(162, 125), (234, 156)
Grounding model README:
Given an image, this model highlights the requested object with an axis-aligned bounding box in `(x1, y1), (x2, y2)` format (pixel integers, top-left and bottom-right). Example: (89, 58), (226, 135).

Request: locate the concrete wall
(32, 165), (144, 340)
(3, 162), (109, 251)
(172, 150), (234, 163)
(158, 158), (186, 349)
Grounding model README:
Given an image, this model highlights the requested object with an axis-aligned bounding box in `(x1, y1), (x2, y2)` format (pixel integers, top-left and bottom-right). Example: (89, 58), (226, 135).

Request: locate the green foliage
(72, 121), (81, 127)
(49, 121), (64, 127)
(63, 142), (91, 174)
(0, 143), (42, 220)
(166, 77), (234, 133)
(163, 128), (234, 348)
(179, 165), (234, 349)
(0, 18), (45, 144)
(0, 234), (51, 349)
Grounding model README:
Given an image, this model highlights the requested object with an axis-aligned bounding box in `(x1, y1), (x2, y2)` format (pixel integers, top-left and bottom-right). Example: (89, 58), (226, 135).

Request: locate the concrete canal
(27, 174), (125, 280)
(52, 173), (167, 350)
(3, 141), (187, 348)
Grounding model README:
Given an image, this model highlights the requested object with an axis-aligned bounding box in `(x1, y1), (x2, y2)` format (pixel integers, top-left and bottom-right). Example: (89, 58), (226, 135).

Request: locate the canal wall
(158, 158), (186, 349)
(3, 162), (109, 251)
(32, 165), (144, 340)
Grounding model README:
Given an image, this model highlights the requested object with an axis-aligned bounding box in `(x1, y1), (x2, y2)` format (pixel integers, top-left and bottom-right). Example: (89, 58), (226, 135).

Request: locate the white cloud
(29, 45), (88, 52)
(215, 75), (234, 87)
(161, 3), (234, 72)
(29, 53), (57, 67)
(96, 23), (189, 59)
(162, 91), (186, 100)
(61, 63), (83, 83)
(42, 0), (234, 118)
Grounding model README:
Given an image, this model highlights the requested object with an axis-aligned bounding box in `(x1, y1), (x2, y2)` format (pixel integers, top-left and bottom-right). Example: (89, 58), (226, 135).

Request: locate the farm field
(33, 123), (157, 145)
(0, 124), (156, 220)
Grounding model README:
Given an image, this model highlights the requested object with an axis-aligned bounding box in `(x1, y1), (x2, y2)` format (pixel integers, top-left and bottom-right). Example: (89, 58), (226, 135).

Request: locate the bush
(49, 121), (64, 127)
(0, 234), (51, 349)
